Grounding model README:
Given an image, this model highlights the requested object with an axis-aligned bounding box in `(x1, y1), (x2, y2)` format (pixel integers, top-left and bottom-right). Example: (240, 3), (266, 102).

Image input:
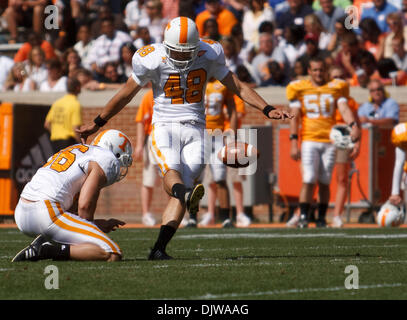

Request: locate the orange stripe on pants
(151, 125), (169, 174)
(45, 201), (120, 254)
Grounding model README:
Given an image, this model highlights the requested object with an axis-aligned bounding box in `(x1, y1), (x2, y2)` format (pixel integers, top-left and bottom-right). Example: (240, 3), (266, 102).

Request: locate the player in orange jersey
(288, 57), (360, 228)
(134, 89), (159, 226)
(194, 78), (237, 228)
(388, 122), (407, 208)
(223, 95), (252, 227)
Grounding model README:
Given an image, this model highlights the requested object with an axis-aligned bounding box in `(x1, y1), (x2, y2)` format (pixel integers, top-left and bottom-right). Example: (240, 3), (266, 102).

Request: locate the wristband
(289, 134), (298, 141)
(94, 115), (107, 127)
(263, 105), (276, 118)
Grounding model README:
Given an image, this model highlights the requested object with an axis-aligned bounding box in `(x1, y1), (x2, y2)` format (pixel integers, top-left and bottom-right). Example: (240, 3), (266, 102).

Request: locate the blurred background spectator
(196, 0), (238, 38)
(304, 13), (331, 50)
(360, 0), (398, 33)
(118, 42), (137, 78)
(277, 24), (306, 74)
(203, 18), (221, 42)
(242, 0), (275, 49)
(133, 26), (155, 49)
(86, 16), (132, 78)
(124, 0), (148, 37)
(275, 0), (313, 37)
(61, 47), (82, 78)
(99, 61), (127, 84)
(391, 36), (407, 72)
(73, 24), (94, 70)
(138, 0), (168, 43)
(383, 12), (407, 58)
(230, 23), (256, 65)
(358, 79), (400, 126)
(5, 62), (36, 91)
(4, 0), (48, 43)
(25, 46), (48, 88)
(14, 32), (56, 62)
(221, 36), (244, 73)
(359, 17), (385, 61)
(39, 58), (67, 92)
(314, 0), (345, 34)
(0, 54), (14, 91)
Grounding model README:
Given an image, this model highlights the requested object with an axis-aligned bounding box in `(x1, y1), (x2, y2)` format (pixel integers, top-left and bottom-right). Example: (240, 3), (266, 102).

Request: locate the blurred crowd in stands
(0, 0), (406, 92)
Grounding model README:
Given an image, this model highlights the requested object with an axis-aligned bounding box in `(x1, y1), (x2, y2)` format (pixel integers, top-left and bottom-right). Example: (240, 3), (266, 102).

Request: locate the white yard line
(183, 283), (406, 300)
(176, 233), (407, 240)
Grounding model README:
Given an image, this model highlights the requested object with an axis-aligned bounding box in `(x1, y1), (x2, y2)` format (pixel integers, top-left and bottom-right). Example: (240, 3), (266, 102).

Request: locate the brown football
(217, 141), (260, 168)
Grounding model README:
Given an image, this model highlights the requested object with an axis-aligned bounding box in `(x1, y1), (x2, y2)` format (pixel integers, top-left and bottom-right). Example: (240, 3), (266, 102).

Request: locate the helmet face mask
(91, 129), (133, 182)
(163, 17), (200, 72)
(330, 124), (354, 150)
(164, 44), (198, 71)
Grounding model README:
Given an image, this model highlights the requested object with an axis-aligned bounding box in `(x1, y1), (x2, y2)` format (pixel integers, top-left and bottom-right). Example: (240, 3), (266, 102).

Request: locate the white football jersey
(131, 40), (230, 125)
(21, 145), (120, 210)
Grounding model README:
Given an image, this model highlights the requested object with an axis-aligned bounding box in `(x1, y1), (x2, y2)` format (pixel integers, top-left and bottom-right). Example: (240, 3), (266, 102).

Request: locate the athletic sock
(39, 242), (70, 261)
(299, 202), (310, 220)
(189, 212), (197, 221)
(219, 207), (230, 222)
(153, 225), (176, 252)
(172, 183), (187, 204)
(318, 203), (328, 220)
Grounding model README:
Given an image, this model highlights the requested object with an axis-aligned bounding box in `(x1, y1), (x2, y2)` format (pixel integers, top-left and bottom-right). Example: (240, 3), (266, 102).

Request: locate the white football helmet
(377, 201), (405, 227)
(329, 124), (355, 149)
(91, 129), (133, 181)
(163, 16), (200, 71)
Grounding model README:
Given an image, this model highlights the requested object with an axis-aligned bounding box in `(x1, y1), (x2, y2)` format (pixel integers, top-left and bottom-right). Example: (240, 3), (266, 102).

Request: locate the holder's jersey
(21, 145), (120, 211)
(286, 78), (349, 143)
(205, 80), (233, 131)
(131, 40), (230, 125)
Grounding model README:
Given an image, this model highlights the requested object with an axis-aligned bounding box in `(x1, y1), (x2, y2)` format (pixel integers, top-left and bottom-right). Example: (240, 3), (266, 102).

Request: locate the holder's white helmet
(377, 201), (405, 227)
(163, 16), (200, 71)
(91, 129), (133, 181)
(329, 124), (355, 149)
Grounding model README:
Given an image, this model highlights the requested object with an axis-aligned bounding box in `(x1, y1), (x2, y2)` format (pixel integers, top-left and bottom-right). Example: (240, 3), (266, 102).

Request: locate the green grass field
(1, 227), (407, 300)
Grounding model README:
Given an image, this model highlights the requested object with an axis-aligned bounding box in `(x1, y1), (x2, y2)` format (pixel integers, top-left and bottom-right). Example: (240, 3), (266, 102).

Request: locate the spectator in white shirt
(277, 23), (306, 71)
(221, 37), (244, 73)
(39, 59), (67, 92)
(138, 0), (168, 43)
(133, 26), (155, 49)
(230, 23), (256, 64)
(304, 13), (332, 50)
(25, 46), (48, 88)
(74, 24), (94, 70)
(118, 42), (137, 78)
(242, 0), (275, 50)
(392, 36), (407, 71)
(0, 55), (14, 91)
(124, 0), (148, 38)
(87, 16), (133, 77)
(5, 63), (35, 92)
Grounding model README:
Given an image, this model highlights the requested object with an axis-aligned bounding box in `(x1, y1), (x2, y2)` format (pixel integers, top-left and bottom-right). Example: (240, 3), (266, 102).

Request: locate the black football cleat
(298, 215), (309, 229)
(148, 248), (173, 260)
(222, 219), (235, 228)
(185, 219), (197, 228)
(316, 218), (327, 228)
(186, 184), (205, 215)
(11, 234), (47, 262)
